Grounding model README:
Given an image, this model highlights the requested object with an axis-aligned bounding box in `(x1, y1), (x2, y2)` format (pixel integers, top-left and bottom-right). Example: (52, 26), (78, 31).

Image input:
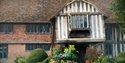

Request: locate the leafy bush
(14, 56), (26, 63)
(114, 52), (125, 63)
(26, 48), (48, 63)
(85, 47), (99, 61)
(94, 54), (109, 63)
(52, 45), (78, 63)
(63, 45), (78, 60)
(36, 56), (52, 63)
(108, 58), (116, 63)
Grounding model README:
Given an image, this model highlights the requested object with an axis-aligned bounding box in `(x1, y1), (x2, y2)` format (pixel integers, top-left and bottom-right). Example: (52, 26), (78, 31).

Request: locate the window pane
(0, 44), (8, 59)
(30, 24), (33, 33)
(0, 23), (12, 34)
(71, 15), (89, 28)
(32, 44), (37, 50)
(42, 24), (46, 33)
(39, 44), (44, 49)
(0, 53), (2, 58)
(80, 15), (83, 28)
(105, 44), (112, 55)
(8, 24), (12, 33)
(26, 23), (51, 34)
(76, 16), (79, 28)
(0, 48), (3, 51)
(0, 24), (4, 32)
(72, 15), (76, 28)
(34, 24), (37, 33)
(84, 15), (87, 28)
(47, 24), (51, 33)
(26, 24), (30, 33)
(44, 24), (47, 33)
(44, 44), (50, 51)
(0, 45), (3, 51)
(4, 24), (7, 33)
(4, 52), (7, 58)
(26, 44), (30, 51)
(26, 44), (50, 51)
(39, 24), (43, 33)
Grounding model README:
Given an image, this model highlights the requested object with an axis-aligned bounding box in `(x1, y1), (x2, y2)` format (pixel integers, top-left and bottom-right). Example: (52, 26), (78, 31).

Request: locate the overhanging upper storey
(55, 0), (105, 43)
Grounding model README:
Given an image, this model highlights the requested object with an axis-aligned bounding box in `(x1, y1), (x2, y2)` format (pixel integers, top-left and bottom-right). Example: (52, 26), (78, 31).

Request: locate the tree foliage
(109, 0), (125, 34)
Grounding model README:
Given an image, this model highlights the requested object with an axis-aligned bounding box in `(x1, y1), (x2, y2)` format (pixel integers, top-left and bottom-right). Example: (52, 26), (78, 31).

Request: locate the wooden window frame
(26, 23), (51, 34)
(26, 44), (51, 51)
(0, 23), (13, 34)
(0, 44), (8, 60)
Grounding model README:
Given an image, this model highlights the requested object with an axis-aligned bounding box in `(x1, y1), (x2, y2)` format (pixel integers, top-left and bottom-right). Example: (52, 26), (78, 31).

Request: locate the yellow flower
(98, 59), (99, 61)
(102, 58), (104, 61)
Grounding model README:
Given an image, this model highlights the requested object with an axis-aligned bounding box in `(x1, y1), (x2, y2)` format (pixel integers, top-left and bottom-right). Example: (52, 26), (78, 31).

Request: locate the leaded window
(26, 44), (51, 51)
(0, 44), (8, 59)
(71, 15), (90, 29)
(0, 23), (13, 34)
(26, 23), (51, 34)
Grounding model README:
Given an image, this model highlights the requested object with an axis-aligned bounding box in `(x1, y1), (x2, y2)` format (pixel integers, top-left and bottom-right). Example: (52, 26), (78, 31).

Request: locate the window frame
(26, 44), (51, 52)
(70, 15), (90, 29)
(0, 44), (8, 60)
(0, 23), (13, 34)
(26, 23), (51, 34)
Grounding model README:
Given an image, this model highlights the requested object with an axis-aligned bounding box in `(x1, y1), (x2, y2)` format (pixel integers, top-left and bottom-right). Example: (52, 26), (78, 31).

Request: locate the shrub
(85, 47), (98, 61)
(114, 51), (125, 63)
(26, 48), (48, 63)
(14, 56), (26, 63)
(108, 58), (116, 63)
(94, 54), (109, 63)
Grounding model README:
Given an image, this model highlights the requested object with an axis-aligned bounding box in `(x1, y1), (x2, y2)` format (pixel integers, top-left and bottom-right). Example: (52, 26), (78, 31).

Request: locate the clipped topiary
(26, 48), (48, 63)
(37, 56), (53, 63)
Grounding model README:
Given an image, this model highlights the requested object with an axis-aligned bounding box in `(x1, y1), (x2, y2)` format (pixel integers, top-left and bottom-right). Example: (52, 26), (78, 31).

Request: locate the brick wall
(0, 24), (52, 63)
(0, 44), (51, 63)
(0, 24), (52, 43)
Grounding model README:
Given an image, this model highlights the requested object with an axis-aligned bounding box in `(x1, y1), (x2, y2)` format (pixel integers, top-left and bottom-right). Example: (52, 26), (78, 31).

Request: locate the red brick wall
(7, 44), (29, 63)
(0, 24), (52, 43)
(0, 44), (51, 63)
(0, 24), (52, 63)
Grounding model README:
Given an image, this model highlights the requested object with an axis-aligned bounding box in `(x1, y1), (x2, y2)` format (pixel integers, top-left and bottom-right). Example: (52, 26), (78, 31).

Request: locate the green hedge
(26, 48), (48, 63)
(14, 56), (26, 63)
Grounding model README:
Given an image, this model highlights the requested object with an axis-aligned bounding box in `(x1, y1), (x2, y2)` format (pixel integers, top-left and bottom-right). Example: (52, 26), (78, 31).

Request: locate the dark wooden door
(75, 44), (88, 63)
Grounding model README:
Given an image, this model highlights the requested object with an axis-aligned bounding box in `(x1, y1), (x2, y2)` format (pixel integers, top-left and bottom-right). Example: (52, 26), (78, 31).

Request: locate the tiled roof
(0, 0), (116, 23)
(0, 0), (68, 22)
(89, 0), (116, 23)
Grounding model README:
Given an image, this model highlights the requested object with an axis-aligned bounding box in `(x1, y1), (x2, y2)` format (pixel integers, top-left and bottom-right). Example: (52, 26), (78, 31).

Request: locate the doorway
(75, 44), (88, 63)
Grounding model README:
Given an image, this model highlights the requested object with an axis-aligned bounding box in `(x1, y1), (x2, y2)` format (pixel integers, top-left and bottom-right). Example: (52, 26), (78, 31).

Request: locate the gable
(55, 0), (105, 41)
(58, 0), (102, 14)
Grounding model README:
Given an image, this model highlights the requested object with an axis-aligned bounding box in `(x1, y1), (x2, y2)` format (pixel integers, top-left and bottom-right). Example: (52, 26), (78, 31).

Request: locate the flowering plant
(94, 53), (109, 63)
(63, 45), (78, 60)
(85, 47), (98, 61)
(52, 45), (78, 63)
